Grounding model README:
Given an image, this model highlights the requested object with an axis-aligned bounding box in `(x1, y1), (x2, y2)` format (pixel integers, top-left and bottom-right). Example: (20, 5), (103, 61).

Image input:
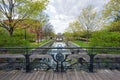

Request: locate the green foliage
(14, 28), (35, 42)
(0, 28), (31, 47)
(0, 0), (48, 36)
(89, 31), (120, 47)
(67, 20), (82, 33)
(106, 21), (120, 32)
(18, 0), (48, 18)
(64, 32), (74, 41)
(3, 37), (30, 47)
(79, 31), (92, 39)
(78, 5), (102, 32)
(65, 5), (102, 41)
(103, 0), (120, 21)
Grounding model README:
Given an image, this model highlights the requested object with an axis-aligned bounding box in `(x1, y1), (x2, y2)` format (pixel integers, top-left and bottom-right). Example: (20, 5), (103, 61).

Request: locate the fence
(0, 47), (120, 72)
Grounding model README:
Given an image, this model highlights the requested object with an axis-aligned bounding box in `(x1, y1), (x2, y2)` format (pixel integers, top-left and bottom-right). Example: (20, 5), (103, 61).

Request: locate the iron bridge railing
(0, 47), (120, 72)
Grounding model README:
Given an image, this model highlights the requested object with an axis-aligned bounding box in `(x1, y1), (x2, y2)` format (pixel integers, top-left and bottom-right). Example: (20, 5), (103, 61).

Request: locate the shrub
(89, 31), (120, 47)
(0, 28), (30, 47)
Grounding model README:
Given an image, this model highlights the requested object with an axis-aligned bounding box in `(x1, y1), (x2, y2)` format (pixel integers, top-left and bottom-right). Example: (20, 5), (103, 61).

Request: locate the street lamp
(24, 27), (27, 40)
(23, 25), (31, 72)
(23, 24), (30, 40)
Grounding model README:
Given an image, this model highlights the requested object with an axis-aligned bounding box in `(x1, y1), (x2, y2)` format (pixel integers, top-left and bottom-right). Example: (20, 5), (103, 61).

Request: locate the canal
(46, 42), (71, 71)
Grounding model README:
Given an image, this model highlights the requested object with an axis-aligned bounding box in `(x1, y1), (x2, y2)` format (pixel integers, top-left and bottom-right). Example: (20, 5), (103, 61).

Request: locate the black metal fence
(0, 47), (120, 72)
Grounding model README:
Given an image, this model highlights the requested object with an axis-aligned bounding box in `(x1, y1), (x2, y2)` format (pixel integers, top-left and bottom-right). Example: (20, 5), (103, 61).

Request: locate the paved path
(0, 69), (120, 80)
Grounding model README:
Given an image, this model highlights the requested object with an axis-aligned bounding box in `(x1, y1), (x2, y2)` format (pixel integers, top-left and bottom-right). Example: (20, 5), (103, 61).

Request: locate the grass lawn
(29, 40), (52, 48)
(72, 41), (89, 47)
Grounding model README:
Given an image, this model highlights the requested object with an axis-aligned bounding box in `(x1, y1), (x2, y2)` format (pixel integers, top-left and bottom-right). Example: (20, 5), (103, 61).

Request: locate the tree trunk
(9, 28), (14, 37)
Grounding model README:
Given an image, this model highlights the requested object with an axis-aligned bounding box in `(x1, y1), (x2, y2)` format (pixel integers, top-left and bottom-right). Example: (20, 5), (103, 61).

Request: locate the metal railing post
(88, 54), (95, 72)
(24, 54), (31, 73)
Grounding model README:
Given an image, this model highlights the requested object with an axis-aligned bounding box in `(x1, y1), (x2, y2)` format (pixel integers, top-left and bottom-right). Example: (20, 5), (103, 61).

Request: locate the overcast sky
(45, 0), (109, 34)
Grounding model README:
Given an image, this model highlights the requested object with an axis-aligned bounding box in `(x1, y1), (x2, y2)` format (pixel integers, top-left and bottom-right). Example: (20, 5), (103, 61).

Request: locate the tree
(28, 20), (43, 43)
(66, 20), (82, 40)
(42, 23), (54, 39)
(0, 0), (48, 36)
(33, 12), (49, 25)
(105, 21), (120, 32)
(63, 32), (74, 41)
(102, 0), (120, 33)
(68, 21), (81, 33)
(19, 12), (49, 43)
(78, 5), (103, 41)
(16, 19), (43, 43)
(30, 12), (50, 42)
(33, 12), (49, 42)
(103, 0), (120, 22)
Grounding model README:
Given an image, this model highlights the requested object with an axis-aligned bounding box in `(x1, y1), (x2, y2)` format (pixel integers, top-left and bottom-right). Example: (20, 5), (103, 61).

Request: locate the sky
(45, 0), (110, 34)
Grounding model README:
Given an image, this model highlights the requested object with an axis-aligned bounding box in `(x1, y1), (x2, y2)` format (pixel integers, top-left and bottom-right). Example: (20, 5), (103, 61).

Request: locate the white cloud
(49, 16), (74, 33)
(45, 0), (110, 34)
(50, 0), (54, 3)
(46, 5), (56, 14)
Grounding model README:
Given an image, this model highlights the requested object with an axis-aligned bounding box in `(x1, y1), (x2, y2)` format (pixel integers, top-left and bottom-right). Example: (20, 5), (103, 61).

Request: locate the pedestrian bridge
(0, 69), (120, 80)
(0, 46), (120, 80)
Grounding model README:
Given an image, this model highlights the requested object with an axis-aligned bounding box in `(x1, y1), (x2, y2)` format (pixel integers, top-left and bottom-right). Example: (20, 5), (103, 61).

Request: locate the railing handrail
(0, 47), (120, 72)
(0, 46), (120, 49)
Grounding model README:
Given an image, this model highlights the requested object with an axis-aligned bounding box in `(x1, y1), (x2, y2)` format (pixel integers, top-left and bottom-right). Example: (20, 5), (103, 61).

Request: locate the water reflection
(48, 42), (70, 55)
(33, 42), (71, 70)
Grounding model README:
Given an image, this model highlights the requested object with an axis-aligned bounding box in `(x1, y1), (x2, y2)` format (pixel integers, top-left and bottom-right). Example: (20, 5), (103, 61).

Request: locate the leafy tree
(102, 0), (120, 33)
(32, 12), (49, 42)
(103, 0), (120, 22)
(63, 32), (74, 41)
(105, 21), (120, 32)
(66, 20), (82, 40)
(16, 19), (43, 43)
(78, 5), (103, 41)
(28, 20), (43, 43)
(20, 11), (49, 42)
(0, 0), (48, 36)
(42, 23), (54, 39)
(67, 21), (81, 33)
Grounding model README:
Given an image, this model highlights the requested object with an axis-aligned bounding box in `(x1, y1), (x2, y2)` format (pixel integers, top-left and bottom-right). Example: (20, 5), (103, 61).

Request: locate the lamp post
(23, 24), (28, 40)
(23, 25), (31, 73)
(40, 30), (42, 41)
(24, 27), (27, 40)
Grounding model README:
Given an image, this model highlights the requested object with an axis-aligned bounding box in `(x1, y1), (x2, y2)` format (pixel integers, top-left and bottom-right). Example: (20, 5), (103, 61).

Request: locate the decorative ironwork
(56, 53), (64, 62)
(0, 47), (120, 73)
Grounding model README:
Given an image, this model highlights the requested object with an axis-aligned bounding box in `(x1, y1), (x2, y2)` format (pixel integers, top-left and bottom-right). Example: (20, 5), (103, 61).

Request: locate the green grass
(29, 40), (52, 48)
(0, 40), (52, 54)
(72, 41), (89, 47)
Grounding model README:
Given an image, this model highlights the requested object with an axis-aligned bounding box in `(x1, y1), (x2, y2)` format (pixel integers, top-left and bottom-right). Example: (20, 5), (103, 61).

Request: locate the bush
(79, 31), (92, 39)
(89, 31), (120, 47)
(106, 21), (120, 32)
(14, 29), (35, 42)
(0, 28), (30, 47)
(0, 35), (30, 47)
